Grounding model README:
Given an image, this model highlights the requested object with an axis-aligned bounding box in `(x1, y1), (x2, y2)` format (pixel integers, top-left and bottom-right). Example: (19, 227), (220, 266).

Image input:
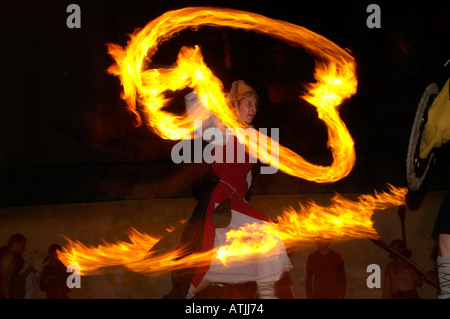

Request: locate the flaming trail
(58, 185), (407, 276)
(107, 7), (357, 183)
(57, 7), (408, 277)
(58, 228), (215, 276)
(217, 184), (408, 266)
(58, 228), (158, 275)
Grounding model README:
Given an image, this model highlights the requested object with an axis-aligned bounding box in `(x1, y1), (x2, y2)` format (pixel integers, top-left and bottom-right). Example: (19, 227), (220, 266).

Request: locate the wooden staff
(370, 238), (439, 288)
(398, 205), (407, 252)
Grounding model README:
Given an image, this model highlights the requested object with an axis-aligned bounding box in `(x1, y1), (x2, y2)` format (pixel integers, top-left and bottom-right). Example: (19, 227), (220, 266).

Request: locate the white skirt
(202, 210), (293, 284)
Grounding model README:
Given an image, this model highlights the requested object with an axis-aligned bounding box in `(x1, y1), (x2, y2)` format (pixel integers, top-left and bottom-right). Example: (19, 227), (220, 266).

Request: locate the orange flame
(58, 185), (407, 276)
(107, 7), (357, 183)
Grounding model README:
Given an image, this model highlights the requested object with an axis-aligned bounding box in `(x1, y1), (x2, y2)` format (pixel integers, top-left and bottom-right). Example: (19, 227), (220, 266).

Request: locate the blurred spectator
(0, 233), (34, 298)
(305, 238), (346, 299)
(40, 244), (71, 299)
(382, 239), (422, 299)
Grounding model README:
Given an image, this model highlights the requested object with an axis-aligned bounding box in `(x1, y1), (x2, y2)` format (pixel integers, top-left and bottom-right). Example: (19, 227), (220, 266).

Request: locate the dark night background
(0, 0), (449, 207)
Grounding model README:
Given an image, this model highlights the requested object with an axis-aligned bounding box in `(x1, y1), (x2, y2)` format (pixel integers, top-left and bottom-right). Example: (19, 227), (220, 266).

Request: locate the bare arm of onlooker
(0, 254), (13, 299)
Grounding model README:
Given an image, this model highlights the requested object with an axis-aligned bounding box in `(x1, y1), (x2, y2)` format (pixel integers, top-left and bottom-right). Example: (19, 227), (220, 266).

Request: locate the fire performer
(165, 80), (293, 299)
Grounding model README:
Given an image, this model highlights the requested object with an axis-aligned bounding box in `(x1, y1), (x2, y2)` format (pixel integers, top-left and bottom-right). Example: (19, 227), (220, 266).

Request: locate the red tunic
(191, 135), (272, 286)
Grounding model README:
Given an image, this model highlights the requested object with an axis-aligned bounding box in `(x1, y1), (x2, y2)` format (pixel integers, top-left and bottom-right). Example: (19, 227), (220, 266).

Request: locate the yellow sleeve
(420, 79), (450, 159)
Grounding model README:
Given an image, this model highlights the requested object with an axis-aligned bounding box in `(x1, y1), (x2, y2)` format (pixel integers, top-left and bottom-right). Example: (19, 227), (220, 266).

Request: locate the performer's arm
(0, 254), (13, 299)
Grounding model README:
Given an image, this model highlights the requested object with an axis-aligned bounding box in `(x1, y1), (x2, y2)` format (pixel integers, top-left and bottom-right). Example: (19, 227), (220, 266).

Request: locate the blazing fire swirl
(106, 6), (357, 183)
